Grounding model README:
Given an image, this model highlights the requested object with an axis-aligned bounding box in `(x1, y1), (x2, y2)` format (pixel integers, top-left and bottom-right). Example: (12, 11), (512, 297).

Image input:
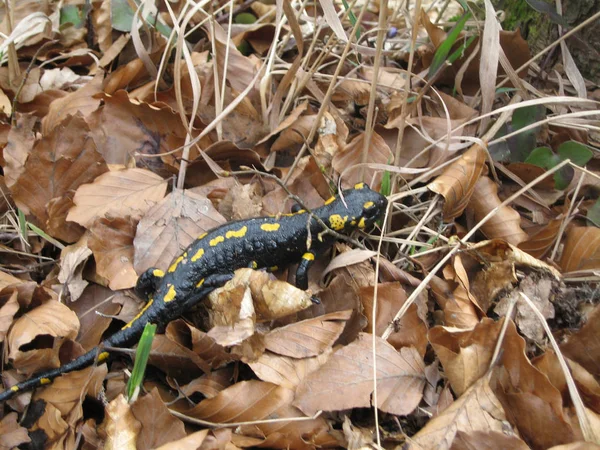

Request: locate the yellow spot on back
(210, 236), (225, 247)
(261, 223), (280, 232)
(269, 265), (278, 271)
(295, 209), (306, 214)
(302, 252), (315, 261)
(354, 182), (366, 189)
(122, 299), (154, 329)
(196, 278), (205, 288)
(358, 217), (366, 229)
(251, 261), (258, 269)
(10, 386), (19, 392)
(152, 269), (165, 278)
(329, 214), (348, 231)
(226, 226), (248, 239)
(363, 201), (374, 209)
(40, 378), (51, 385)
(168, 255), (184, 273)
(191, 248), (205, 262)
(164, 284), (177, 302)
(198, 232), (207, 240)
(324, 196), (336, 205)
(98, 351), (110, 362)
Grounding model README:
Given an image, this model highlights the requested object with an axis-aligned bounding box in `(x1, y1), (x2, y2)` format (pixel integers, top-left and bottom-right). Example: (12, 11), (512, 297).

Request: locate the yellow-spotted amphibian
(0, 184), (387, 401)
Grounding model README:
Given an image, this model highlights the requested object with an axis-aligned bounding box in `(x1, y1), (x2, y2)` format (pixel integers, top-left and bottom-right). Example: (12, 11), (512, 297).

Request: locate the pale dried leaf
(133, 189), (225, 274)
(58, 236), (92, 301)
(294, 333), (425, 415)
(264, 310), (352, 358)
(0, 412), (30, 449)
(249, 350), (331, 389)
(67, 168), (167, 228)
(154, 430), (210, 450)
(558, 226), (600, 273)
(104, 394), (141, 450)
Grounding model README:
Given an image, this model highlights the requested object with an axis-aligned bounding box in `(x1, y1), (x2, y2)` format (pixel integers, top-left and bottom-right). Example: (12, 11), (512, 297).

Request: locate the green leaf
(557, 141), (593, 167)
(428, 12), (472, 78)
(126, 322), (156, 402)
(17, 209), (28, 246)
(525, 0), (569, 27)
(509, 105), (546, 162)
(341, 0), (361, 40)
(380, 170), (391, 197)
(587, 198), (600, 228)
(525, 146), (559, 169)
(447, 35), (476, 64)
(60, 5), (83, 27)
(237, 40), (251, 56)
(111, 0), (172, 37)
(235, 12), (257, 24)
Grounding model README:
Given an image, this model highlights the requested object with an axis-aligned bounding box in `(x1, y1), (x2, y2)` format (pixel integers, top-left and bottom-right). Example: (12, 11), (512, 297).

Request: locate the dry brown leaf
(131, 388), (186, 450)
(470, 259), (517, 312)
(248, 349), (331, 389)
(361, 282), (429, 355)
(263, 310), (351, 358)
(332, 130), (394, 188)
(88, 216), (138, 290)
(133, 189), (225, 274)
(9, 114), (108, 242)
(294, 333), (425, 415)
(7, 300), (79, 375)
(3, 114), (37, 188)
(68, 284), (122, 352)
(177, 367), (234, 399)
(0, 412), (30, 449)
(408, 377), (510, 450)
(492, 320), (576, 448)
(0, 290), (19, 343)
(58, 235), (92, 301)
(548, 444), (600, 450)
(561, 304), (600, 377)
(430, 267), (480, 329)
(450, 430), (530, 450)
(181, 380), (336, 449)
(428, 144), (486, 220)
(104, 394), (141, 450)
(430, 319), (503, 396)
(518, 217), (563, 259)
(558, 226), (600, 273)
(466, 176), (529, 245)
(33, 402), (69, 446)
(67, 168), (167, 228)
(154, 430), (210, 450)
(35, 365), (107, 416)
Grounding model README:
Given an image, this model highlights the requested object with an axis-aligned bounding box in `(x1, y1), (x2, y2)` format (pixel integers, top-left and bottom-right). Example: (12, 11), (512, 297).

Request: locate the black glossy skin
(0, 184), (387, 402)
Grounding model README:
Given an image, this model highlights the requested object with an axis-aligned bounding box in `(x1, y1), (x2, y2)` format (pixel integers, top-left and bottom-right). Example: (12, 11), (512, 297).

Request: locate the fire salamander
(0, 183), (387, 402)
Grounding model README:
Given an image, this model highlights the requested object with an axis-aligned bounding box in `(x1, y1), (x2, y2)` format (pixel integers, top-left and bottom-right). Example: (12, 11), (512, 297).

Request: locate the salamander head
(322, 183), (388, 232)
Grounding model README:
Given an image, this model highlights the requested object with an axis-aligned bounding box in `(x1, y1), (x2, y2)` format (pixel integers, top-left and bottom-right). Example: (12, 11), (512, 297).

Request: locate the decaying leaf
(561, 304), (600, 377)
(58, 235), (93, 301)
(295, 333), (425, 415)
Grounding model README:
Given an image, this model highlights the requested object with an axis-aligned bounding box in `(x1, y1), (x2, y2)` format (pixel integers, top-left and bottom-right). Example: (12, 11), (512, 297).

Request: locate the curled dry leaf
(131, 388), (186, 450)
(558, 226), (600, 273)
(0, 290), (19, 343)
(0, 412), (30, 449)
(466, 176), (528, 246)
(88, 216), (138, 290)
(408, 377), (512, 450)
(133, 189), (225, 274)
(294, 333), (426, 416)
(430, 319), (503, 396)
(428, 144), (486, 220)
(2, 114), (37, 188)
(7, 300), (79, 375)
(9, 114), (108, 242)
(104, 394), (141, 450)
(149, 334), (210, 380)
(491, 321), (576, 448)
(34, 402), (69, 445)
(68, 168), (167, 228)
(58, 235), (92, 301)
(263, 310), (352, 358)
(518, 217), (563, 259)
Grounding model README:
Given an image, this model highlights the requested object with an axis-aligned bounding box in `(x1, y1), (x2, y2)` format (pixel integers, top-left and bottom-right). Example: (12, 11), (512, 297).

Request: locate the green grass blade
(126, 322), (157, 402)
(428, 12), (472, 78)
